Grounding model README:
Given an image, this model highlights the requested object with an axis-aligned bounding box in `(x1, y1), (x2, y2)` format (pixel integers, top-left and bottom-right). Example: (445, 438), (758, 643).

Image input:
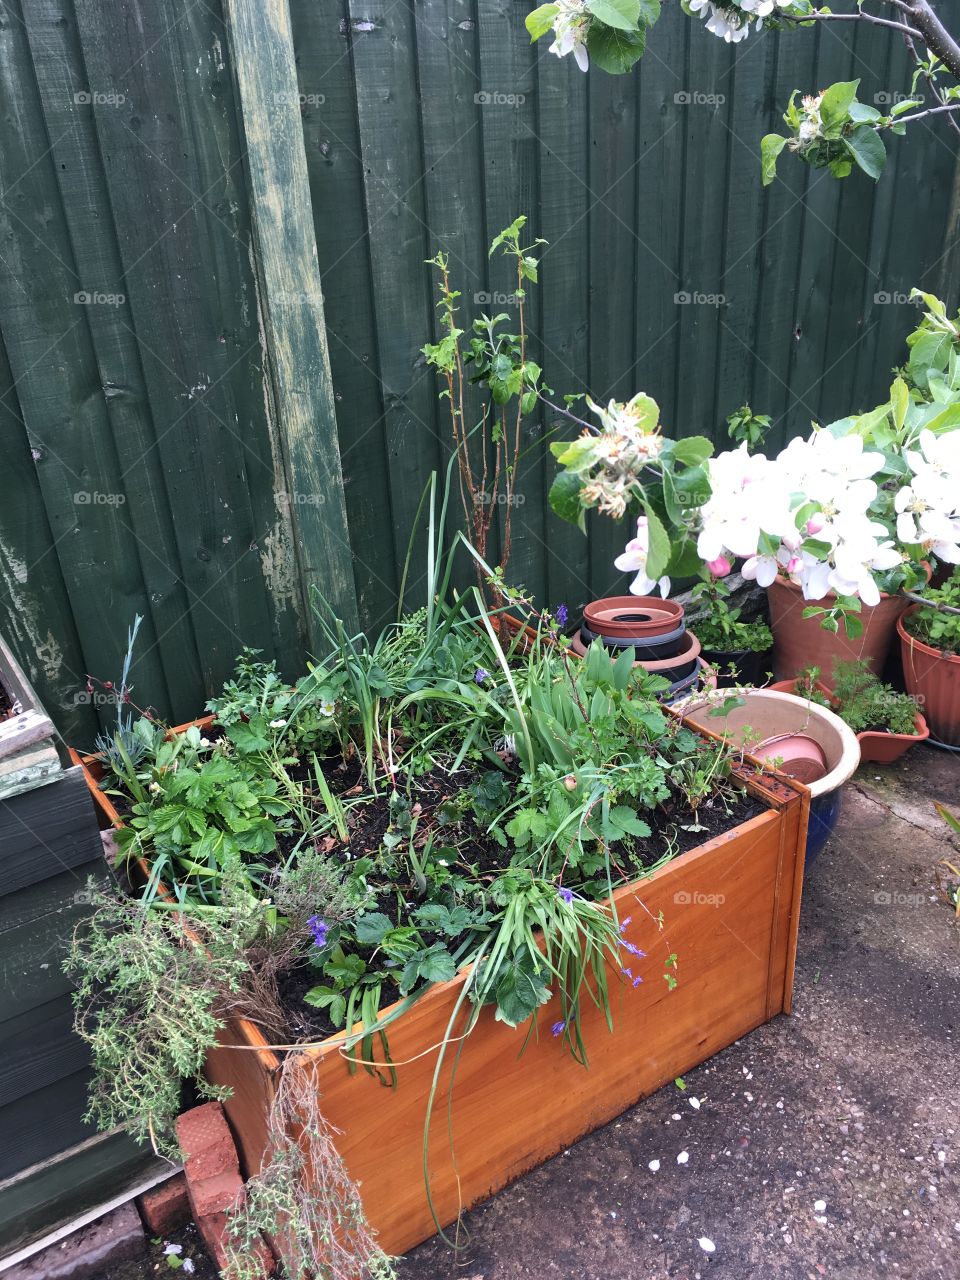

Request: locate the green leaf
(226, 716), (271, 754)
(637, 0), (660, 22)
(760, 134), (786, 187)
(525, 2), (559, 40)
(820, 80), (860, 131)
(890, 376), (909, 430)
(416, 944), (456, 985)
(353, 912), (393, 945)
(642, 503), (671, 581)
(669, 435), (713, 466)
(549, 470), (587, 531)
(586, 20), (646, 74)
(494, 954), (552, 1027)
(844, 125), (886, 181)
(586, 0), (641, 32)
(848, 102), (881, 124)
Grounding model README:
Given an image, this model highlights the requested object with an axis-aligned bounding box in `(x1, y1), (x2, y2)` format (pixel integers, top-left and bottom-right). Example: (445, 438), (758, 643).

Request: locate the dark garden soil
(0, 677), (15, 721)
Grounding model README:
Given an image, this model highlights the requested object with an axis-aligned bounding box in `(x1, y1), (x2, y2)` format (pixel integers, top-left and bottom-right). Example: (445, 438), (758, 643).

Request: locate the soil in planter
(271, 760), (763, 1043)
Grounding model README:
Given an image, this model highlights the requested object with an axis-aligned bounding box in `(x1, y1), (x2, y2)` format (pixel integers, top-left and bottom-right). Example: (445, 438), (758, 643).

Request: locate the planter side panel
(299, 807), (800, 1256)
(205, 1020), (278, 1180)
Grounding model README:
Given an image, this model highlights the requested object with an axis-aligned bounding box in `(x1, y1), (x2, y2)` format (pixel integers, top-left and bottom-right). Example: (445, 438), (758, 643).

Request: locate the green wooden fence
(1, 0), (958, 747)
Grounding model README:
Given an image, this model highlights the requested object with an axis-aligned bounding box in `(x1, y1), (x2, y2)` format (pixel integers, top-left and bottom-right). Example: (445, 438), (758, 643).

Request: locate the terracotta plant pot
(766, 576), (909, 688)
(680, 689), (860, 863)
(582, 596), (683, 641)
(898, 607), (960, 747)
(769, 677), (929, 765)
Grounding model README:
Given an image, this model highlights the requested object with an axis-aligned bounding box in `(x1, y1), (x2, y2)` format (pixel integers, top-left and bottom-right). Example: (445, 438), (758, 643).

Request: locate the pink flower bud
(707, 555), (732, 578)
(806, 512), (826, 535)
(785, 555), (802, 575)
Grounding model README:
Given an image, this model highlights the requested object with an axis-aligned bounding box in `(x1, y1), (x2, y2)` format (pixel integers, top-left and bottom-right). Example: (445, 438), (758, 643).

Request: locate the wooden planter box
(75, 720), (809, 1259)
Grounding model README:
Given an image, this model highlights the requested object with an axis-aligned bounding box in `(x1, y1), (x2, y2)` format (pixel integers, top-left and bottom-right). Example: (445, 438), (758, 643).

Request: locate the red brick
(194, 1211), (275, 1277)
(137, 1174), (190, 1235)
(176, 1101), (238, 1182)
(190, 1169), (245, 1218)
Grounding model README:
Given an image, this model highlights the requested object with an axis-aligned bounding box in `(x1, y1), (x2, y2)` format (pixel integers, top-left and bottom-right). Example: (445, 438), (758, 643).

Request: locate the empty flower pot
(583, 597), (684, 641)
(679, 689), (860, 864)
(770, 676), (929, 764)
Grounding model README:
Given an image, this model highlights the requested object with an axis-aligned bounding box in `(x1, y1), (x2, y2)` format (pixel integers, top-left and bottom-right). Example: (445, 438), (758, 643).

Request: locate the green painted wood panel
(1, 0), (959, 740)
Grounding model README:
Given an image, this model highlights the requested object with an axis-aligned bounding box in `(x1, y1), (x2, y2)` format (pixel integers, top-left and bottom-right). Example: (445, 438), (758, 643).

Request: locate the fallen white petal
(182, 1262), (195, 1275)
(648, 1159), (661, 1172)
(690, 1097), (702, 1110)
(698, 1236), (716, 1253)
(677, 1150), (690, 1164)
(163, 1245), (184, 1257)
(814, 1199), (827, 1212)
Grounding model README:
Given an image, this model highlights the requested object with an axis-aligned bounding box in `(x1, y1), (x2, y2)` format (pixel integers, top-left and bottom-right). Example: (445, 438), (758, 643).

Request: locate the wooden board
(206, 770), (807, 1257)
(0, 766), (103, 897)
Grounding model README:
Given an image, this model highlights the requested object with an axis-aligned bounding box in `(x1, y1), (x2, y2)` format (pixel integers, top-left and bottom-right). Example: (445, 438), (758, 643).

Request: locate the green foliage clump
(905, 569), (960, 655)
(796, 661), (920, 736)
(689, 580), (773, 655)
(64, 881), (253, 1154)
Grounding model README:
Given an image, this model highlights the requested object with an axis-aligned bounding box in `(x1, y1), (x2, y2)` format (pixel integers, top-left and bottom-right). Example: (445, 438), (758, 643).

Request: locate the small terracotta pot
(770, 677), (929, 764)
(898, 607), (960, 747)
(582, 596), (683, 641)
(766, 576), (910, 687)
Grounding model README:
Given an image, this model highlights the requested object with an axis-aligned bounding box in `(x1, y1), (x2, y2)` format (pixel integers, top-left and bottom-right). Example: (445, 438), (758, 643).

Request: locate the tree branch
(905, 0), (960, 80)
(800, 10), (923, 39)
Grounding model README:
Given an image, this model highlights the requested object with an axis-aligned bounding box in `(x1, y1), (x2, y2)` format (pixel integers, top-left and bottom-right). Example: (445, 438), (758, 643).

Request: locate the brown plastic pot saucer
(583, 596), (683, 640)
(771, 676), (929, 765)
(571, 628), (701, 676)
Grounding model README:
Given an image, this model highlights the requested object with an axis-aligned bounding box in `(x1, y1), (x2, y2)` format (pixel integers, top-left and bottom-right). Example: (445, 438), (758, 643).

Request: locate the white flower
(615, 516), (670, 598)
(689, 1), (750, 43)
(269, 718), (287, 729)
(828, 537), (901, 607)
(319, 699), (336, 717)
(549, 1), (591, 72)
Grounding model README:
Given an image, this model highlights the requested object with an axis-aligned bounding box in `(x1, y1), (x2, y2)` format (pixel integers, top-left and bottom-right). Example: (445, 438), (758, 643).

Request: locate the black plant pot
(700, 646), (773, 689)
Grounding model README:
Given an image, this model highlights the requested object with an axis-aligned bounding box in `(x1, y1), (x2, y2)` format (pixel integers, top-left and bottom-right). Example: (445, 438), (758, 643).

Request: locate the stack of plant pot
(571, 597), (713, 701)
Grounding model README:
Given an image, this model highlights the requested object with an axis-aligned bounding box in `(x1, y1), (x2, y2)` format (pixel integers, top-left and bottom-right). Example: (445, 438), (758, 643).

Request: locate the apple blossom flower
(615, 516), (671, 598)
(706, 555), (732, 577)
(549, 0), (591, 72)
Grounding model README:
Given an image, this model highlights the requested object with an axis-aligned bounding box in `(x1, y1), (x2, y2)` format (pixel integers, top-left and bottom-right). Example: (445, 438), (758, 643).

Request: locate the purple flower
(555, 603), (569, 628)
(558, 886), (575, 904)
(632, 975), (643, 988)
(307, 914), (329, 949)
(621, 966), (633, 980)
(619, 915), (633, 934)
(621, 941), (646, 959)
(474, 668), (490, 684)
(552, 1020), (566, 1038)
